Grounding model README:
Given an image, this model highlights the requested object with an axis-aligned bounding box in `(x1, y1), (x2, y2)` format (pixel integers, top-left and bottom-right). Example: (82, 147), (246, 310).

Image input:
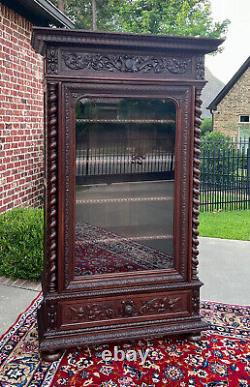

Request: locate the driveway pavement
(0, 285), (39, 336)
(0, 237), (249, 336)
(199, 237), (250, 305)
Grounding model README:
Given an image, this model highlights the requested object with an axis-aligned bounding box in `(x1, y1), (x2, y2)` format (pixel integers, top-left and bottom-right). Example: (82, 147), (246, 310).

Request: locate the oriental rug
(75, 223), (173, 276)
(0, 295), (249, 386)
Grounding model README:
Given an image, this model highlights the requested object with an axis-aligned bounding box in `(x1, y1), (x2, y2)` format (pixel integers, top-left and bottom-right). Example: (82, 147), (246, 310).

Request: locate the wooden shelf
(76, 119), (175, 124)
(83, 234), (173, 243)
(76, 196), (173, 204)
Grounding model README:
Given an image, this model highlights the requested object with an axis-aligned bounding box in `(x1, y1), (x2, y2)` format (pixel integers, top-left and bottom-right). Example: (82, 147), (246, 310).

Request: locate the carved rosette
(47, 47), (59, 74)
(192, 89), (202, 280)
(46, 83), (58, 292)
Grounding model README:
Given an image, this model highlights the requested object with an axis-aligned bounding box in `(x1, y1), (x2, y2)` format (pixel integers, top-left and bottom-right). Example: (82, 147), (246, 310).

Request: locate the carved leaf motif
(163, 58), (191, 74)
(68, 296), (181, 323)
(196, 56), (205, 80)
(62, 52), (191, 74)
(70, 306), (85, 319)
(192, 289), (200, 315)
(48, 303), (57, 329)
(70, 304), (115, 321)
(140, 297), (181, 314)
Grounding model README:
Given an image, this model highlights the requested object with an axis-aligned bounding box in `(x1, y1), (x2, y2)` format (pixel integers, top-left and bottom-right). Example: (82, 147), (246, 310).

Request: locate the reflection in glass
(74, 98), (176, 276)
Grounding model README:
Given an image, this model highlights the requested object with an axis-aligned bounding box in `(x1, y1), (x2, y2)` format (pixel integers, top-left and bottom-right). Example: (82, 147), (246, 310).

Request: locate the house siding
(213, 66), (250, 138)
(0, 4), (44, 213)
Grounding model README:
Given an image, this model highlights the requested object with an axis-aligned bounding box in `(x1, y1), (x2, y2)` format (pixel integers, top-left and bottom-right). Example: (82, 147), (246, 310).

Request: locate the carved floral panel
(61, 293), (189, 325)
(61, 51), (193, 76)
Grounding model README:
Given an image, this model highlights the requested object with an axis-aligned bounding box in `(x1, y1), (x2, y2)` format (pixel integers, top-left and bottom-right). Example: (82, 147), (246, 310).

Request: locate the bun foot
(41, 350), (62, 362)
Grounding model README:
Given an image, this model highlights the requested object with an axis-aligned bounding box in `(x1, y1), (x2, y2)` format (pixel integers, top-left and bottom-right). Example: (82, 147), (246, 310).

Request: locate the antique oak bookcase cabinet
(32, 28), (222, 360)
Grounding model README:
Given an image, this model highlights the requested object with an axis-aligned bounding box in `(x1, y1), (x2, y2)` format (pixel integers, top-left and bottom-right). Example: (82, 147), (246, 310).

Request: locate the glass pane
(74, 98), (176, 277)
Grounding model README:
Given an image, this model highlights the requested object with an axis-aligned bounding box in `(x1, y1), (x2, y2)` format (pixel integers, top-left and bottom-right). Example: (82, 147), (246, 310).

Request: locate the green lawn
(199, 210), (250, 241)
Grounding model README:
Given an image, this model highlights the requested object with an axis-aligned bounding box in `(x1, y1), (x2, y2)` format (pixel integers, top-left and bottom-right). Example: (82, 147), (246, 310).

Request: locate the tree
(50, 0), (116, 30)
(57, 0), (65, 11)
(51, 0), (229, 39)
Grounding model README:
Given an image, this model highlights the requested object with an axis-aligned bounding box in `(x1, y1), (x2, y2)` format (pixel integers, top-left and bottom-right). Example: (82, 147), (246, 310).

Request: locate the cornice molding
(32, 27), (224, 56)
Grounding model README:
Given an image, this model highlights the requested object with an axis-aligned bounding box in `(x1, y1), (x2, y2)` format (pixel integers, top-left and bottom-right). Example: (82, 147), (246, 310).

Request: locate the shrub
(200, 132), (240, 186)
(0, 208), (44, 281)
(201, 117), (212, 136)
(201, 131), (234, 150)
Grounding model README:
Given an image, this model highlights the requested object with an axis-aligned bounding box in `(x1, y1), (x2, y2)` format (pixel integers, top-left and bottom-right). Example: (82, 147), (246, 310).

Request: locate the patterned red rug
(75, 223), (173, 275)
(0, 294), (249, 386)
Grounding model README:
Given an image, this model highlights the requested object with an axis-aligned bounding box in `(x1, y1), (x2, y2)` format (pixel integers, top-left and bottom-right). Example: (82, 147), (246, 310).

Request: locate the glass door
(74, 97), (176, 277)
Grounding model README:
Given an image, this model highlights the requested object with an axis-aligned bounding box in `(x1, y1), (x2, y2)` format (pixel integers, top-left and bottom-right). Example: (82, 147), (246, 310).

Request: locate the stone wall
(0, 4), (44, 213)
(213, 66), (250, 138)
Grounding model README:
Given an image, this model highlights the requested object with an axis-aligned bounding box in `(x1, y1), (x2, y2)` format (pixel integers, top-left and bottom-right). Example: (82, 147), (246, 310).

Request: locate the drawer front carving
(60, 291), (190, 328)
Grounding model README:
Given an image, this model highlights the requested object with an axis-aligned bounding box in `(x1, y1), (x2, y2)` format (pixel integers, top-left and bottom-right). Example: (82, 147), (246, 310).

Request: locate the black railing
(200, 137), (250, 211)
(76, 137), (250, 211)
(76, 146), (175, 184)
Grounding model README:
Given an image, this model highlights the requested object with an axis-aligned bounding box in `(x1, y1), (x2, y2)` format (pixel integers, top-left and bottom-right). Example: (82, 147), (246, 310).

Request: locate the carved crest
(62, 52), (191, 74)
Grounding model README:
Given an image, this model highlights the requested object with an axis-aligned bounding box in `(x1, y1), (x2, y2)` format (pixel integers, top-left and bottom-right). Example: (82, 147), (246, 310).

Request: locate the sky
(206, 0), (250, 84)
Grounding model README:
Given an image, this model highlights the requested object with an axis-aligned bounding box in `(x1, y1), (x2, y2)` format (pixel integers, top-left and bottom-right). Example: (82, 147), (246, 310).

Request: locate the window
(239, 115), (250, 123)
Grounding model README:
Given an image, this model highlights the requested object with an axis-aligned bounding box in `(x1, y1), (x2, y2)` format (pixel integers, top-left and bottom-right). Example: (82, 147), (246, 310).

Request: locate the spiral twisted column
(192, 88), (202, 280)
(46, 82), (58, 293)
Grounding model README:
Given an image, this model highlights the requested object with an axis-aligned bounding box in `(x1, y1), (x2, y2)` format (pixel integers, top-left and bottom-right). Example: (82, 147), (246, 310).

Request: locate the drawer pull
(122, 300), (134, 317)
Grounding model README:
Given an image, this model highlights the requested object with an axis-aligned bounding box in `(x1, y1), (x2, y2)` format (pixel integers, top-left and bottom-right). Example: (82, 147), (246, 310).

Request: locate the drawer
(59, 290), (191, 330)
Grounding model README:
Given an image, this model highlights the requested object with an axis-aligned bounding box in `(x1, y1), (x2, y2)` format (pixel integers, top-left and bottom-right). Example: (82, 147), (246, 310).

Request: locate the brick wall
(0, 4), (44, 213)
(213, 67), (250, 138)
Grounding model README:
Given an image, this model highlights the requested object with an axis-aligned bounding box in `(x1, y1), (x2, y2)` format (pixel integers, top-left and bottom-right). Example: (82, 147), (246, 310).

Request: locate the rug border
(0, 290), (62, 387)
(201, 299), (250, 309)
